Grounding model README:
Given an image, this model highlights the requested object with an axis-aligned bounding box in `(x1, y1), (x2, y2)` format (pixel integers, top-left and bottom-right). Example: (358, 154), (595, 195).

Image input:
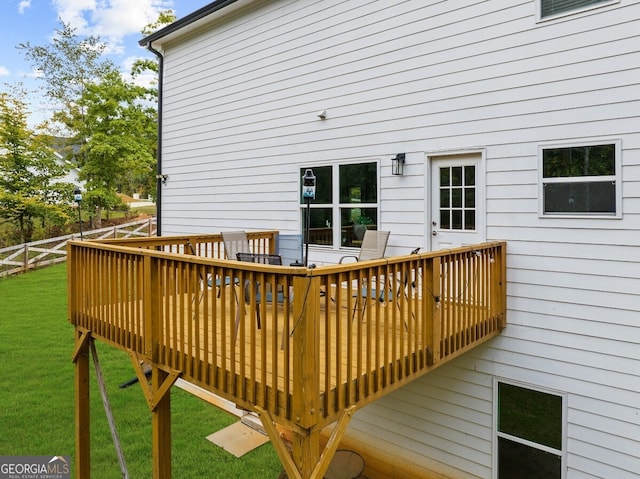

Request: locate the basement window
(496, 381), (565, 479)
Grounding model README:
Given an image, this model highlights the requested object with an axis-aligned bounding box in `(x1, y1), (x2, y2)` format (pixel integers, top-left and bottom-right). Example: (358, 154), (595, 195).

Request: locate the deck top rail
(67, 233), (506, 431)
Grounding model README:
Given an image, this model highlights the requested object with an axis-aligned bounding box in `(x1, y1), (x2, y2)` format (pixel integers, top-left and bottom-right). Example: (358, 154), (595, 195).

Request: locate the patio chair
(338, 230), (391, 318)
(339, 230), (390, 263)
(354, 246), (422, 323)
(235, 252), (287, 338)
(222, 230), (251, 260)
(323, 230), (391, 307)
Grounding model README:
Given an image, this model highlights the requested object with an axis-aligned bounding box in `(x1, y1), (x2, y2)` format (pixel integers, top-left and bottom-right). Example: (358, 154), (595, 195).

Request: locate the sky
(0, 0), (212, 125)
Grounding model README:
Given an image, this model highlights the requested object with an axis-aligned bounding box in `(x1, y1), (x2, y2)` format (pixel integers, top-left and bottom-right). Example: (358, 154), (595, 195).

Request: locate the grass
(0, 264), (282, 478)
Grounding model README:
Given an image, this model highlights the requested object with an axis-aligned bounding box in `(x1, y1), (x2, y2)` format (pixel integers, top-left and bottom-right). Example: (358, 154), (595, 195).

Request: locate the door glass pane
(465, 165), (476, 186)
(452, 188), (462, 208)
(465, 210), (475, 230)
(451, 166), (462, 186)
(464, 187), (475, 208)
(498, 438), (561, 479)
(438, 164), (476, 231)
(440, 167), (450, 187)
(451, 210), (462, 229)
(440, 188), (450, 208)
(440, 210), (450, 229)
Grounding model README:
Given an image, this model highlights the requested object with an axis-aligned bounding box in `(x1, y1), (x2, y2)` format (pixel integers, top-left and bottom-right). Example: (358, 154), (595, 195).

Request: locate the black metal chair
(235, 252), (286, 334)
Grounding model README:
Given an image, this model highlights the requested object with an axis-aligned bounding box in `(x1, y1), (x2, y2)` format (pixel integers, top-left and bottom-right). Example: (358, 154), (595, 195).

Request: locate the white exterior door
(430, 154), (484, 249)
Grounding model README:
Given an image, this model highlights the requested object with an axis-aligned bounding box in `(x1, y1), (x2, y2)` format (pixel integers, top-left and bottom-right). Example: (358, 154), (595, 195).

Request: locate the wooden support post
(143, 255), (173, 479)
(152, 367), (172, 479)
(73, 328), (91, 478)
(291, 274), (321, 478)
(292, 428), (320, 479)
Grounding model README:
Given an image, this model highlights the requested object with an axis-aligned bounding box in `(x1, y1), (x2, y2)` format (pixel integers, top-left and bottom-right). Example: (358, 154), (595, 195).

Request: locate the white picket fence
(0, 217), (156, 278)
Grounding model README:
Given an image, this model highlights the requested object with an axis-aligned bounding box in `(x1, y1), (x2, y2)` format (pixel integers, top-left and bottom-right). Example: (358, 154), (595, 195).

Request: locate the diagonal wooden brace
(256, 405), (356, 479)
(256, 406), (301, 479)
(129, 352), (180, 411)
(71, 327), (91, 363)
(310, 405), (356, 479)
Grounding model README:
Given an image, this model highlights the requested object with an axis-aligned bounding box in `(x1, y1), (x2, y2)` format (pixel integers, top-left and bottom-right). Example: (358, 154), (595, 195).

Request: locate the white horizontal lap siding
(159, 0), (640, 475)
(380, 167), (427, 253)
(369, 0), (639, 476)
(352, 360), (494, 479)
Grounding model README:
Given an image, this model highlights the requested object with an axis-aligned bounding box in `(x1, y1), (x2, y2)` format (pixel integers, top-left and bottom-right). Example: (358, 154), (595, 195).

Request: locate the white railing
(0, 217), (156, 277)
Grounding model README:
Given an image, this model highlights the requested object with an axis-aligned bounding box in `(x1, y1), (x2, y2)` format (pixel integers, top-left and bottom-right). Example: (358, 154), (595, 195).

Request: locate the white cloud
(52, 0), (95, 33)
(0, 66), (10, 76)
(52, 0), (173, 53)
(27, 68), (43, 79)
(18, 0), (32, 14)
(121, 55), (157, 88)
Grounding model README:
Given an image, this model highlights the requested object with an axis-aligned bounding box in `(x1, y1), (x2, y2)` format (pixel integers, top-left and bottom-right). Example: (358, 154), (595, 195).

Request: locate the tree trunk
(94, 205), (102, 229)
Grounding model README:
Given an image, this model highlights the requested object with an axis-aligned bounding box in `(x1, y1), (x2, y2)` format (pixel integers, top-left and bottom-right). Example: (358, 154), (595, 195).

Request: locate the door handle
(432, 231), (437, 236)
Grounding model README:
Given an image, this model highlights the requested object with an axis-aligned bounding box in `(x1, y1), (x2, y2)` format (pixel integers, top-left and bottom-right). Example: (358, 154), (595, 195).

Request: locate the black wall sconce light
(391, 153), (406, 176)
(156, 174), (168, 184)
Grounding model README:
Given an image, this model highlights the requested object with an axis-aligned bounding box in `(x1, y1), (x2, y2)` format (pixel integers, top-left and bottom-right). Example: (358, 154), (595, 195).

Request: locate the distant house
(50, 150), (81, 187)
(0, 138), (79, 194)
(48, 136), (82, 188)
(140, 1), (640, 478)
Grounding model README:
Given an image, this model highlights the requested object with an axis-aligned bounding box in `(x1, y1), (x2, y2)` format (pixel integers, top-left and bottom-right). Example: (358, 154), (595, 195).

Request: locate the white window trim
(537, 138), (622, 219)
(493, 378), (568, 479)
(299, 159), (381, 251)
(536, 0), (620, 23)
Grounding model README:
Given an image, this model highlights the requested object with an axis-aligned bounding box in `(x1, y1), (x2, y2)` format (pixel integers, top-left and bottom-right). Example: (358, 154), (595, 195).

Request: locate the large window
(541, 142), (619, 216)
(540, 0), (615, 18)
(496, 382), (565, 479)
(300, 162), (378, 248)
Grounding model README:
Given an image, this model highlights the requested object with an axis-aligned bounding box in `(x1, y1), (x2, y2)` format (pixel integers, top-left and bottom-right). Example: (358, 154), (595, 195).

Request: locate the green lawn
(0, 264), (282, 478)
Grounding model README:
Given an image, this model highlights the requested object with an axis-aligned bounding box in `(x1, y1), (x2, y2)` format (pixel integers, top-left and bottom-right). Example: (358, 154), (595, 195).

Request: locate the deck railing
(67, 233), (505, 432)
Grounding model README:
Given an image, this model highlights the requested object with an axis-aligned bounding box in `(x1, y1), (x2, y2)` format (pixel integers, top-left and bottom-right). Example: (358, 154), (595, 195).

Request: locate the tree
(61, 70), (157, 225)
(0, 86), (71, 244)
(18, 21), (115, 114)
(19, 20), (157, 228)
(131, 10), (177, 79)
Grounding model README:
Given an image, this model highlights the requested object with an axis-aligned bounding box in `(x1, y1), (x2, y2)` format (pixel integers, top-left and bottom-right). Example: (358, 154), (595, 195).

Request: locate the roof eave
(138, 0), (240, 47)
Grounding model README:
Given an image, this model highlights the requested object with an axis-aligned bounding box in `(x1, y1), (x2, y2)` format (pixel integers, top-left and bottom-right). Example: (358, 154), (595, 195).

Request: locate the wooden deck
(67, 232), (506, 479)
